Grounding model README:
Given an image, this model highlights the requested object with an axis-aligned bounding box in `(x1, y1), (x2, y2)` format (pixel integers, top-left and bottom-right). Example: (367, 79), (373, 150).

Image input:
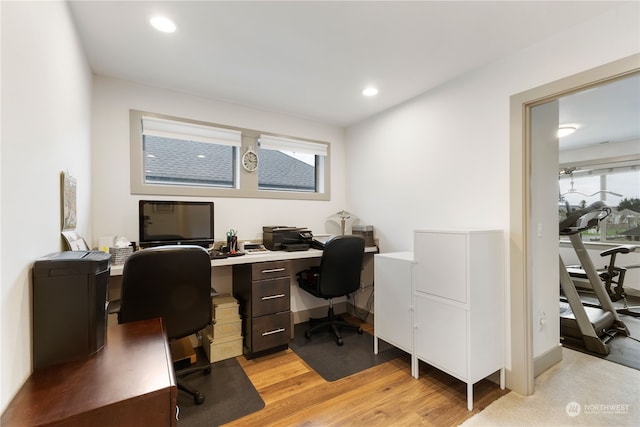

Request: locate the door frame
(508, 53), (639, 396)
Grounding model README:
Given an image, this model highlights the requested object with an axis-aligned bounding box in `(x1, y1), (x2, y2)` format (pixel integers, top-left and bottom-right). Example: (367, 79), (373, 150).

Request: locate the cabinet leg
(500, 367), (505, 390)
(467, 383), (473, 411)
(411, 355), (419, 379)
(373, 336), (378, 354)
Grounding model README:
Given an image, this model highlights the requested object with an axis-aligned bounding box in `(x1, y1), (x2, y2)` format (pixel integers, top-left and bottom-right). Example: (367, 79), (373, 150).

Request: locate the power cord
(350, 283), (374, 322)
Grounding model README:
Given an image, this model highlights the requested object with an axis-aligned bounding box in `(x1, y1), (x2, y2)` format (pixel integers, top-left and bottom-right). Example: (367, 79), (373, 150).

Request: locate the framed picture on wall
(61, 171), (77, 231)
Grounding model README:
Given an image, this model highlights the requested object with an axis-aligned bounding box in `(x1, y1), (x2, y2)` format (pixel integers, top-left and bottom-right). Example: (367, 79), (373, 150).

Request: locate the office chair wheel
(194, 392), (205, 405)
(305, 330), (312, 339)
(204, 366), (212, 375)
(337, 337), (344, 346)
(357, 327), (363, 334)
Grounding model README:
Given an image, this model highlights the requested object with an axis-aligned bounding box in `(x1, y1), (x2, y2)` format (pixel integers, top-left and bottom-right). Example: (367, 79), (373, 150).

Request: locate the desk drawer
(252, 261), (290, 280)
(251, 277), (290, 317)
(251, 312), (290, 352)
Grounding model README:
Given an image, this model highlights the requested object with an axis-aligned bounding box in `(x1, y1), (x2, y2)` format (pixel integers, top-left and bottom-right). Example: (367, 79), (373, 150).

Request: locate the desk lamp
(329, 210), (355, 235)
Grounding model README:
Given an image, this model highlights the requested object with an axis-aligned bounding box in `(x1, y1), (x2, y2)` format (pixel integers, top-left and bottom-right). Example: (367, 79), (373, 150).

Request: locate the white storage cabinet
(413, 229), (505, 411)
(373, 252), (417, 378)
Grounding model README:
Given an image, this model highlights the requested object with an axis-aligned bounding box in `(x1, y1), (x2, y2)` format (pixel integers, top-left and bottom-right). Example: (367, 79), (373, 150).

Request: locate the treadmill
(559, 201), (629, 355)
(566, 244), (637, 302)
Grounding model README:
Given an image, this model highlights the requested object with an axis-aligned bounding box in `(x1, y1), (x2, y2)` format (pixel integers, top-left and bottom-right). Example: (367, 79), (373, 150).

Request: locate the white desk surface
(110, 246), (378, 276)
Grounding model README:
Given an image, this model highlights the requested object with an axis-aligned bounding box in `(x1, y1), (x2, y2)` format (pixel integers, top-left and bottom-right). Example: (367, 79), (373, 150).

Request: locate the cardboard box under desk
(169, 336), (196, 365)
(203, 334), (243, 363)
(204, 317), (242, 340)
(212, 294), (239, 321)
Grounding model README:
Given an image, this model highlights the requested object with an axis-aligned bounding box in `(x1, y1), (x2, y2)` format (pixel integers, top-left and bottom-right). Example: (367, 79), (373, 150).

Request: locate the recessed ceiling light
(150, 16), (176, 33)
(557, 126), (577, 138)
(362, 87), (378, 97)
(197, 154), (206, 159)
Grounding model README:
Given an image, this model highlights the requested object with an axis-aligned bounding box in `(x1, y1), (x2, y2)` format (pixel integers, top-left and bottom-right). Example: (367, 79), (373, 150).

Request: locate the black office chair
(119, 245), (212, 405)
(296, 235), (365, 346)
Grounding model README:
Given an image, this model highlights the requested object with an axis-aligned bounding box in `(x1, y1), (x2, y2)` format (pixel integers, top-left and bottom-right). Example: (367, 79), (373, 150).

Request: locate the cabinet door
(414, 231), (467, 303)
(374, 254), (413, 353)
(415, 295), (467, 380)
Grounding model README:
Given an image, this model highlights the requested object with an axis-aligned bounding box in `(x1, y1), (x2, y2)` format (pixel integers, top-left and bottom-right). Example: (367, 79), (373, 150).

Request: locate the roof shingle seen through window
(258, 149), (315, 191)
(143, 135), (316, 191)
(144, 136), (234, 185)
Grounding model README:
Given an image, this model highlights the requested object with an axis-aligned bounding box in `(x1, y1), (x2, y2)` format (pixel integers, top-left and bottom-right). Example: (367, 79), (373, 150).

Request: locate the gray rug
(289, 321), (405, 382)
(177, 349), (265, 426)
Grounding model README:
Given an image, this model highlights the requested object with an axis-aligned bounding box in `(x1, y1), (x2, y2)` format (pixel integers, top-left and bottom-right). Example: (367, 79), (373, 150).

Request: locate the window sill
(559, 239), (640, 250)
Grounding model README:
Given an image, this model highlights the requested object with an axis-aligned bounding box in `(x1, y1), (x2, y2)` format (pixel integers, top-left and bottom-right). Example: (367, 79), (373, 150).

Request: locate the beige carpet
(462, 347), (640, 426)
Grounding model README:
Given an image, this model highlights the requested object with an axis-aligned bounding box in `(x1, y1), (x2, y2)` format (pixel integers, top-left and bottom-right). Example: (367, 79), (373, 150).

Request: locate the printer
(263, 226), (312, 251)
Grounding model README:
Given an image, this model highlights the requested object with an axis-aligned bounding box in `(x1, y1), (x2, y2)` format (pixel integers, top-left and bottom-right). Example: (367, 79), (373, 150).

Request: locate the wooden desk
(1, 318), (177, 427)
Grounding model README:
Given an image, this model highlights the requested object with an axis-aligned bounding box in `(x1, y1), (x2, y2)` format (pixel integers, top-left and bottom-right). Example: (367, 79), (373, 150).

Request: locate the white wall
(90, 76), (347, 310)
(346, 2), (639, 367)
(560, 138), (640, 166)
(0, 1), (93, 413)
(92, 76), (347, 245)
(530, 101), (561, 358)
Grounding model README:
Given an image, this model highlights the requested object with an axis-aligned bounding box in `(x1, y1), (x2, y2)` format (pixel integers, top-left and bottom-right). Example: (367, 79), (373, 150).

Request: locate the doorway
(508, 53), (640, 396)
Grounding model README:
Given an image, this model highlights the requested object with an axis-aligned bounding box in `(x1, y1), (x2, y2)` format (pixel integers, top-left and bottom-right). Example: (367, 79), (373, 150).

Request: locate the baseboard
(533, 344), (563, 377)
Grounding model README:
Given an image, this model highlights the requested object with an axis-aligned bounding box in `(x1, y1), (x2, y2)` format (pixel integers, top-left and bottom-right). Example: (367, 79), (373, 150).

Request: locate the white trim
(509, 54), (640, 398)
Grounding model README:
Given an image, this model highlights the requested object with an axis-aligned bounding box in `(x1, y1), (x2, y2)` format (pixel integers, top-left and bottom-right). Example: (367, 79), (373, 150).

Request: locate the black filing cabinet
(32, 251), (111, 370)
(233, 260), (291, 358)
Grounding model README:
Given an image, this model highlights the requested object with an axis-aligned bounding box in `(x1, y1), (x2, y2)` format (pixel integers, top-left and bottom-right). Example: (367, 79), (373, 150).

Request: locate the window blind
(259, 134), (328, 156)
(142, 116), (242, 147)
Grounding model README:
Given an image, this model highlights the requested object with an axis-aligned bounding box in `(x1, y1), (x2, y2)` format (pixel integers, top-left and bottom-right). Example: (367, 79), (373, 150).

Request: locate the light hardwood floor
(225, 316), (509, 426)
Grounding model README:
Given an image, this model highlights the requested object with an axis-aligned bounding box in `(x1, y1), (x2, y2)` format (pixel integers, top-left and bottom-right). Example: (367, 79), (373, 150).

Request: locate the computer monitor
(139, 200), (214, 248)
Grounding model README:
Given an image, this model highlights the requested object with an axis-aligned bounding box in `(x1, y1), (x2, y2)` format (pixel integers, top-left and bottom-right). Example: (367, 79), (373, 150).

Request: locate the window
(559, 162), (640, 243)
(257, 135), (327, 193)
(130, 110), (330, 200)
(142, 116), (240, 188)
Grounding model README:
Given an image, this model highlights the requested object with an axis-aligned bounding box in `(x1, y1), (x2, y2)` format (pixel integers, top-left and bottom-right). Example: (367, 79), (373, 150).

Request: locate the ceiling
(67, 1), (638, 148)
(558, 74), (639, 150)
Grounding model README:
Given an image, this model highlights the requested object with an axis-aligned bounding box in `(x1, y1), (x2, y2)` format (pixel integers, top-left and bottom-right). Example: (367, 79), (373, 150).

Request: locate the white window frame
(130, 110), (331, 200)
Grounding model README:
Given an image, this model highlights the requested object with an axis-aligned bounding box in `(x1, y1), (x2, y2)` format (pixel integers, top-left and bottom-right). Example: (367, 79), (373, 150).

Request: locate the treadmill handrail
(559, 201), (610, 235)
